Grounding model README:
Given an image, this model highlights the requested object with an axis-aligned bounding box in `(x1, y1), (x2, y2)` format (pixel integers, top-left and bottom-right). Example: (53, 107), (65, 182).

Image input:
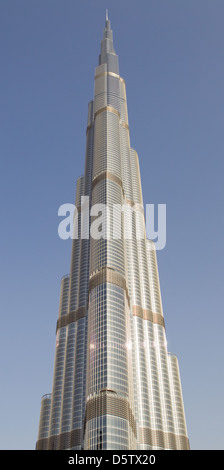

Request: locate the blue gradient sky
(1, 0), (224, 450)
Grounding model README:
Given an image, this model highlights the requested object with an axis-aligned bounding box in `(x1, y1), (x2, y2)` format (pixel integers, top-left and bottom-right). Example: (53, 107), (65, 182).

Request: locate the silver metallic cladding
(36, 14), (189, 451)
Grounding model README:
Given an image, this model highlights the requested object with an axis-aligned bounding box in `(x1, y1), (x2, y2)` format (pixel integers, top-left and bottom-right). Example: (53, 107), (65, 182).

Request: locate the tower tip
(106, 9), (108, 21)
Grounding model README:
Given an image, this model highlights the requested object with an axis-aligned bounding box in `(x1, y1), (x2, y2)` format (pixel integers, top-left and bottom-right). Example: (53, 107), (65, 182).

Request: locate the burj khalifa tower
(36, 12), (189, 450)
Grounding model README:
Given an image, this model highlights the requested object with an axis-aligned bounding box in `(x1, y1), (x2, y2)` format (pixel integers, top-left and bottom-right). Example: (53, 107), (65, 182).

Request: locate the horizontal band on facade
(86, 122), (94, 134)
(121, 121), (129, 130)
(86, 119), (129, 135)
(92, 171), (123, 191)
(74, 197), (144, 216)
(139, 427), (190, 450)
(132, 305), (165, 328)
(94, 105), (120, 119)
(89, 267), (130, 306)
(36, 428), (82, 450)
(125, 198), (144, 213)
(84, 391), (136, 438)
(95, 70), (126, 85)
(56, 306), (86, 332)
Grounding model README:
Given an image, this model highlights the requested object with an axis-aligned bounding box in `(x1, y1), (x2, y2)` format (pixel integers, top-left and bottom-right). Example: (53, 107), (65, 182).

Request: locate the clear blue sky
(1, 0), (224, 450)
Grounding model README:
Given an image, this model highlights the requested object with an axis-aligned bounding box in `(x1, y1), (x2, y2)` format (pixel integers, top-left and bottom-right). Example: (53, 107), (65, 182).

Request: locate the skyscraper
(36, 13), (189, 450)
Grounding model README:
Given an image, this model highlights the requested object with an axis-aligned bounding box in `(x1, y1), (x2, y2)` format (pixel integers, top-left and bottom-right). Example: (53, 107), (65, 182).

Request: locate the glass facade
(36, 13), (189, 450)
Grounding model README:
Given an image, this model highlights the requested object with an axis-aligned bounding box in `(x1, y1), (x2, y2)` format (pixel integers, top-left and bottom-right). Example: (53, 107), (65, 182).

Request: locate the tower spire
(99, 11), (118, 73)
